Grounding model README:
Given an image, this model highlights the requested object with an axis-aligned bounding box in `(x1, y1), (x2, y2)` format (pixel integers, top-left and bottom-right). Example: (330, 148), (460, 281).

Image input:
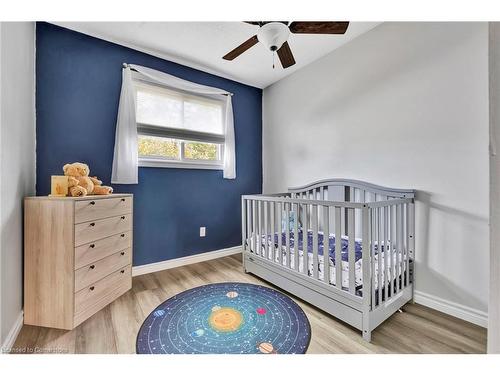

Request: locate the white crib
(241, 179), (415, 342)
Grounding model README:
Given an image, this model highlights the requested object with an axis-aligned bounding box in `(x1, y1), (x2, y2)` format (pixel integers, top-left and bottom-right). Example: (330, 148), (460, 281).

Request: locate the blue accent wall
(36, 23), (262, 266)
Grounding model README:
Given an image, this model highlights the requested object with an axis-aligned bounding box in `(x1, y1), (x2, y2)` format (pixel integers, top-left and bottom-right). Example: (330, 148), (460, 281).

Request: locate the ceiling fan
(222, 21), (349, 69)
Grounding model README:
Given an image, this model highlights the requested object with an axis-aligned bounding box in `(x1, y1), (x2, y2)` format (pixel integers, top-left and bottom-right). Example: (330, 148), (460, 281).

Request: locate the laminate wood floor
(13, 254), (487, 354)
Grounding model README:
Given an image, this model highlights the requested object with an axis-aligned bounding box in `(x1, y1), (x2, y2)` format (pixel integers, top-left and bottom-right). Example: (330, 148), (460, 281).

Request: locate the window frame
(132, 73), (226, 170)
(138, 138), (224, 170)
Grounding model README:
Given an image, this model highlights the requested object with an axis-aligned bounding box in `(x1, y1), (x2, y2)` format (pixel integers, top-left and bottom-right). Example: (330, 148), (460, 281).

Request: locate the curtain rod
(122, 63), (234, 96)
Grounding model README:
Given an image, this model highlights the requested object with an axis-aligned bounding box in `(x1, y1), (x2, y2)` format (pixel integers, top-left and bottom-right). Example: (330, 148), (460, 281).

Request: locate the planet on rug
(136, 282), (311, 354)
(209, 307), (243, 332)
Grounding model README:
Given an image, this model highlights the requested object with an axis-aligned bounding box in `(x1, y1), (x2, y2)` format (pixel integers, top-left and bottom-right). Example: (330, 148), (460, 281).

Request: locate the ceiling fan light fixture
(257, 22), (290, 52)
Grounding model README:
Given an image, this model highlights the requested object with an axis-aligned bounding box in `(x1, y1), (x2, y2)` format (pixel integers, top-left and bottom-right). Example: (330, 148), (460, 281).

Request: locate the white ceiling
(53, 22), (381, 88)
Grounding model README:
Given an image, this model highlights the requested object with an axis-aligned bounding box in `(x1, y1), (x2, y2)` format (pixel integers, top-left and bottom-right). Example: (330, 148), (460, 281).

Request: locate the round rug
(136, 282), (311, 354)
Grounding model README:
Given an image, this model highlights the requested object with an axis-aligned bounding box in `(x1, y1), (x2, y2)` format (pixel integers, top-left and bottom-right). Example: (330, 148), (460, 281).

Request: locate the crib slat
(308, 191), (313, 227)
(348, 208), (355, 294)
(390, 205), (395, 296)
(285, 201), (291, 268)
(370, 207), (375, 306)
(258, 201), (263, 258)
(263, 201), (268, 260)
(396, 204), (402, 291)
(269, 202), (275, 261)
(391, 205), (397, 294)
(293, 202), (299, 271)
(242, 199), (247, 253)
(302, 203), (308, 275)
(392, 204), (397, 294)
(371, 208), (377, 308)
(377, 207), (383, 305)
(312, 205), (319, 279)
(341, 206), (346, 237)
(409, 202), (415, 284)
(278, 202), (283, 265)
(405, 203), (410, 287)
(361, 206), (371, 319)
(247, 200), (252, 255)
(400, 203), (404, 288)
(402, 203), (406, 287)
(386, 204), (390, 296)
(252, 200), (257, 256)
(323, 205), (330, 284)
(260, 201), (268, 258)
(384, 206), (389, 301)
(335, 207), (342, 289)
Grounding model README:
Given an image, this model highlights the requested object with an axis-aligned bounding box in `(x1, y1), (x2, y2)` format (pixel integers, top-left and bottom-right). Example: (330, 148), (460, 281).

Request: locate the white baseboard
(132, 245), (242, 277)
(414, 290), (488, 328)
(1, 311), (24, 353)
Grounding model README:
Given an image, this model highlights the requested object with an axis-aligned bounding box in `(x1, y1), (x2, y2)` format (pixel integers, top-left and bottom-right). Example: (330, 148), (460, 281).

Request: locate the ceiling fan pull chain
(272, 51), (275, 69)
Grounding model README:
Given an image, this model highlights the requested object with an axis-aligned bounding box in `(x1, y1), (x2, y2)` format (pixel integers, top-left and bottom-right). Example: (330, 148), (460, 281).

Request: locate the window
(133, 77), (225, 169)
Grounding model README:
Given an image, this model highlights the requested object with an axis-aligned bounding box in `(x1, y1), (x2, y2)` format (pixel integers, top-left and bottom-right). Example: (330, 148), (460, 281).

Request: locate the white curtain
(111, 64), (236, 184)
(111, 67), (138, 184)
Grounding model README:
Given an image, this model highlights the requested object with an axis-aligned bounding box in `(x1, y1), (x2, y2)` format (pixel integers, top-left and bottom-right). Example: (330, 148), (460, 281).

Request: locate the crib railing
(367, 199), (415, 309)
(241, 193), (415, 311)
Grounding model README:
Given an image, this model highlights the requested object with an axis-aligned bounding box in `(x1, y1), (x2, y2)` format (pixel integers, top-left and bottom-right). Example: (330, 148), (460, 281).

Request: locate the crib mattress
(248, 230), (407, 293)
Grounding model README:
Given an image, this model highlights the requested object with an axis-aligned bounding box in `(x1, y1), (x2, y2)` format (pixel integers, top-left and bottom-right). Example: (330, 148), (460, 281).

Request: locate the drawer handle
(120, 216), (125, 220)
(121, 198), (126, 202)
(89, 286), (95, 291)
(120, 270), (125, 274)
(120, 234), (125, 238)
(120, 251), (125, 256)
(89, 265), (95, 270)
(90, 222), (95, 227)
(89, 244), (95, 248)
(90, 201), (96, 205)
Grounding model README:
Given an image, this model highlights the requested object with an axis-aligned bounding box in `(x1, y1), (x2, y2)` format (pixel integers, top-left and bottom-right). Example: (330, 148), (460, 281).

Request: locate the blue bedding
(261, 230), (387, 263)
(251, 230), (409, 296)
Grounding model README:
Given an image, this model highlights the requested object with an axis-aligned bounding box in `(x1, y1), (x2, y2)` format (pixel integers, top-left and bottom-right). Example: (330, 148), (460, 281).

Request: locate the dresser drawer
(74, 265), (132, 327)
(74, 214), (132, 246)
(75, 196), (132, 224)
(75, 248), (131, 291)
(75, 231), (132, 269)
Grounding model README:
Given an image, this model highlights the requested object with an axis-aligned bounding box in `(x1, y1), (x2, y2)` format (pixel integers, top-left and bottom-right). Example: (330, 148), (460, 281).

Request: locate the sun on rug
(136, 282), (311, 354)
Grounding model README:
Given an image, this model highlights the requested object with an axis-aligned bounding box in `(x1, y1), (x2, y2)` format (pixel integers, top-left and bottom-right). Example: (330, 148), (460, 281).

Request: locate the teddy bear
(63, 162), (113, 197)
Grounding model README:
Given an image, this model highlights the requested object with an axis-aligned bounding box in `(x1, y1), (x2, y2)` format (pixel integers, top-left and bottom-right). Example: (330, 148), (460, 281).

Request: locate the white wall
(0, 22), (36, 349)
(263, 22), (489, 324)
(488, 22), (500, 353)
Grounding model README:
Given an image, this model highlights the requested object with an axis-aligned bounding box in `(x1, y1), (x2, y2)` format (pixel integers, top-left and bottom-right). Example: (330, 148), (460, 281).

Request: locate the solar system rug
(136, 282), (311, 354)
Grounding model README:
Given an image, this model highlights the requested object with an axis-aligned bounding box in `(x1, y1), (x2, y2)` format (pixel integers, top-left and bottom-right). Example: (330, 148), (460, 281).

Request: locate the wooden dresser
(24, 194), (133, 330)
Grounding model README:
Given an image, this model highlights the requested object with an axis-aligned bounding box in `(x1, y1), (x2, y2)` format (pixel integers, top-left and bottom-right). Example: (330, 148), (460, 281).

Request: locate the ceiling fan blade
(222, 35), (259, 61)
(289, 21), (349, 34)
(277, 41), (296, 69)
(244, 21), (262, 26)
